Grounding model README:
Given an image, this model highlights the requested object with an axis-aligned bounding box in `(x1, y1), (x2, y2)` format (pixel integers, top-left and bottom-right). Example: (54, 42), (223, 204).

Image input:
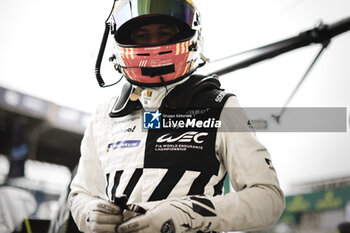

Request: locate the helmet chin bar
(123, 68), (198, 88)
(141, 65), (175, 77)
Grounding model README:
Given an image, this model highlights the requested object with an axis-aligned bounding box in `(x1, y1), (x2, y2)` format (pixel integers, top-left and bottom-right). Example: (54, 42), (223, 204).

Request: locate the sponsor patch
(143, 90), (152, 98)
(161, 220), (175, 233)
(247, 120), (255, 130)
(106, 140), (141, 152)
(119, 221), (140, 233)
(215, 91), (226, 103)
(157, 131), (208, 143)
(265, 158), (276, 171)
(141, 90), (152, 106)
(113, 126), (136, 135)
(154, 131), (208, 152)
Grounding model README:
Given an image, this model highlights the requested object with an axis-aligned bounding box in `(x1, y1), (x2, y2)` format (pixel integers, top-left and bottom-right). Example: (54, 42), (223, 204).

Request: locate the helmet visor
(112, 0), (196, 31)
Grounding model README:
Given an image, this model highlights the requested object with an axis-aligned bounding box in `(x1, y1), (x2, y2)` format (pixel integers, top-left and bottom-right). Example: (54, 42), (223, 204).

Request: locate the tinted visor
(115, 15), (195, 45)
(112, 0), (196, 31)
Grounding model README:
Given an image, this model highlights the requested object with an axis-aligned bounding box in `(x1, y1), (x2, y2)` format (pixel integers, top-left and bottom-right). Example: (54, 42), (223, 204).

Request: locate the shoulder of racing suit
(109, 74), (235, 118)
(109, 81), (143, 118)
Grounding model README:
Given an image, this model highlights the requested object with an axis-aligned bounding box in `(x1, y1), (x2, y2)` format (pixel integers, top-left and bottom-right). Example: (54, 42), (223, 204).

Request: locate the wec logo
(156, 131), (208, 144)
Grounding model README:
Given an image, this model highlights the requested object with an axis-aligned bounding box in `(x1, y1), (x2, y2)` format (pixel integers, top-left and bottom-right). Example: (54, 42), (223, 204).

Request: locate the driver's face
(131, 23), (178, 45)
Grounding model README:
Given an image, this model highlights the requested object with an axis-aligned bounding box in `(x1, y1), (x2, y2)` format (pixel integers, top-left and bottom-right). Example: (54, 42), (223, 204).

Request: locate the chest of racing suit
(69, 77), (285, 232)
(100, 86), (232, 203)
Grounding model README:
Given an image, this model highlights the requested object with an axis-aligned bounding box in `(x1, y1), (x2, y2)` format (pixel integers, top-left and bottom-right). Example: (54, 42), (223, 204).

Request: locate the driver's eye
(133, 33), (148, 41)
(131, 24), (178, 45)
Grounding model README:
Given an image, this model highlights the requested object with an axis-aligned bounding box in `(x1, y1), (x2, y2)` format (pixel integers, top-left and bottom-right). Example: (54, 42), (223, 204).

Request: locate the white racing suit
(69, 78), (285, 232)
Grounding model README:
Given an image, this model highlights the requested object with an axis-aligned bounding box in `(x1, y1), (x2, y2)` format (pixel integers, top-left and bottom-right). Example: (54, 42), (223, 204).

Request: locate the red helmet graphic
(110, 0), (203, 87)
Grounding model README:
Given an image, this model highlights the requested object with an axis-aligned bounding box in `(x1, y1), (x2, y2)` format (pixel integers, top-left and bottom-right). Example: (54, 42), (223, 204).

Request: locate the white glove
(117, 196), (218, 233)
(86, 199), (123, 233)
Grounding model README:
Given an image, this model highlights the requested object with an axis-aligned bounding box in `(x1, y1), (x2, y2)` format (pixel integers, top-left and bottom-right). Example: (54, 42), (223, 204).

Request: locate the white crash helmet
(109, 0), (203, 87)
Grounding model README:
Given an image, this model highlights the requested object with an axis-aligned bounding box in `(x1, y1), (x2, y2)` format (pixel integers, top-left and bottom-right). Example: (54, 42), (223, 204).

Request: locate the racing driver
(68, 0), (285, 232)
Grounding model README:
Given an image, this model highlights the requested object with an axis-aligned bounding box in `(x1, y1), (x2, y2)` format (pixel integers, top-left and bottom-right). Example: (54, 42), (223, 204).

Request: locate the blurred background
(0, 0), (350, 232)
